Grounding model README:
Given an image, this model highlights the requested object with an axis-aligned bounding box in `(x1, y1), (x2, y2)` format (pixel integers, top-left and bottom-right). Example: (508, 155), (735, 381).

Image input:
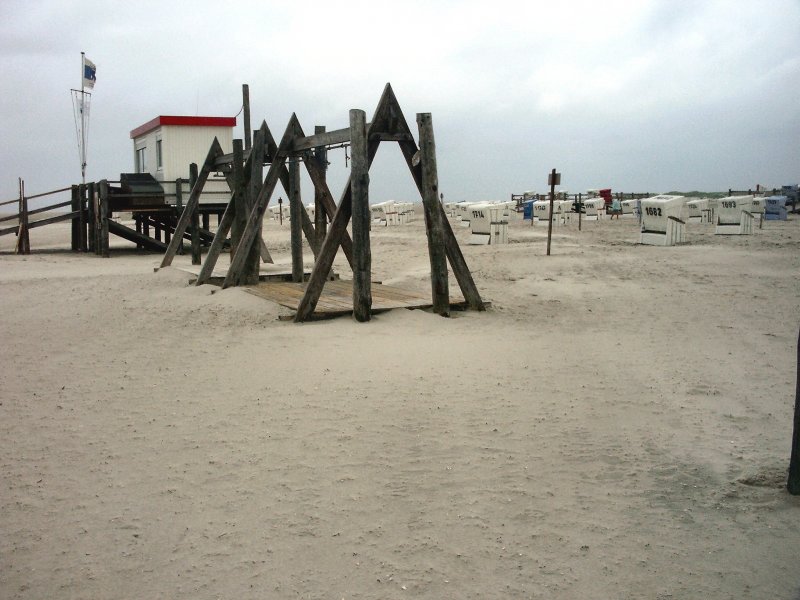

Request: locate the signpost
(546, 168), (560, 256)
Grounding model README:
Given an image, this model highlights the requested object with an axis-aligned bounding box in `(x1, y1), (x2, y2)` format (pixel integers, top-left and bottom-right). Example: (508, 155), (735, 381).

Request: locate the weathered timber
(243, 128), (265, 283)
(189, 164), (201, 265)
(294, 84), (400, 322)
(243, 83), (252, 151)
(71, 185), (79, 250)
(87, 182), (96, 253)
(195, 201), (234, 286)
(289, 158), (304, 283)
(107, 220), (167, 252)
(79, 184), (87, 251)
(789, 328), (800, 495)
(257, 119), (340, 264)
(385, 85), (484, 310)
(160, 138), (224, 267)
(350, 109), (372, 322)
(222, 115), (300, 289)
(16, 179), (30, 255)
(175, 178), (184, 255)
(314, 125), (328, 253)
(230, 140), (246, 261)
(417, 113), (449, 316)
(99, 179), (110, 258)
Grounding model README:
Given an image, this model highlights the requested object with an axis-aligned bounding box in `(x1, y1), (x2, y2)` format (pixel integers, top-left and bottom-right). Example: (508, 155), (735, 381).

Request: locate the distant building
(129, 115), (236, 205)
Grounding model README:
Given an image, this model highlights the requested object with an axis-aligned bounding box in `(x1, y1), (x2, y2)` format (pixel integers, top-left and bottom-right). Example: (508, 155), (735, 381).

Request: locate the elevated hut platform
(243, 280), (471, 321)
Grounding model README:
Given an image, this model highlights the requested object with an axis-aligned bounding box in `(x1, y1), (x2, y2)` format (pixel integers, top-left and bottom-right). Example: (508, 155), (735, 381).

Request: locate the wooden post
(350, 109), (371, 322)
(87, 182), (96, 253)
(314, 125), (328, 254)
(289, 157), (304, 283)
(546, 168), (557, 256)
(79, 183), (88, 251)
(174, 178), (184, 255)
(15, 178), (30, 255)
(417, 113), (449, 316)
(243, 127), (265, 283)
(788, 328), (800, 495)
(243, 84), (252, 151)
(189, 164), (201, 265)
(71, 185), (79, 250)
(230, 140), (246, 261)
(99, 179), (110, 258)
(578, 192), (582, 231)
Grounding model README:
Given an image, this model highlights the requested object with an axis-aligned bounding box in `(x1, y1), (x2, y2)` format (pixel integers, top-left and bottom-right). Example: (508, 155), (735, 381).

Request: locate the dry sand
(0, 212), (798, 599)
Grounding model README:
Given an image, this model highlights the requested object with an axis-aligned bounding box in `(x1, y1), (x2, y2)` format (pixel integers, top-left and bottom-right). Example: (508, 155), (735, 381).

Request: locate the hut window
(136, 147), (146, 173)
(156, 139), (163, 170)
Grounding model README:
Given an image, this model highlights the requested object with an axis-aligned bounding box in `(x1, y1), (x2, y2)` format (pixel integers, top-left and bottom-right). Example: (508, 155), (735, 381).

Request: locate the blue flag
(83, 57), (96, 89)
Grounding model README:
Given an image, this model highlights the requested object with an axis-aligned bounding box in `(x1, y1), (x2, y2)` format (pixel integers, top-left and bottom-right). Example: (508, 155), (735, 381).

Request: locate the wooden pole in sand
(546, 168), (559, 256)
(99, 179), (109, 258)
(189, 164), (201, 265)
(289, 157), (304, 283)
(417, 112), (450, 317)
(242, 83), (252, 151)
(349, 108), (372, 322)
(788, 328), (800, 495)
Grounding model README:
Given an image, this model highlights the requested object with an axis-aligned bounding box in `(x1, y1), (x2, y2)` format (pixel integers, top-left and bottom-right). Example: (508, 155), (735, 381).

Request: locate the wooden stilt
(175, 178), (184, 255)
(230, 140), (246, 262)
(71, 185), (79, 251)
(79, 183), (87, 251)
(99, 179), (109, 258)
(87, 182), (96, 253)
(289, 157), (304, 282)
(416, 113), (449, 316)
(350, 109), (372, 322)
(189, 163), (201, 265)
(15, 178), (30, 255)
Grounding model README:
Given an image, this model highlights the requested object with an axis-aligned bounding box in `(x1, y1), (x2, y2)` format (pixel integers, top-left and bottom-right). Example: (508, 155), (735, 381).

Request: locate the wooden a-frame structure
(159, 83), (484, 322)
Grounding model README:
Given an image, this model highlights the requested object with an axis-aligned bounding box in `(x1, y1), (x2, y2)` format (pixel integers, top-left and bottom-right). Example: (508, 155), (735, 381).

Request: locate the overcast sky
(2, 0), (798, 205)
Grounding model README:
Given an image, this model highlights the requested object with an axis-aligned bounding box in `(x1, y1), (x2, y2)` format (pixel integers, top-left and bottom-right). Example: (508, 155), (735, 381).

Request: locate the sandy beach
(1, 211), (798, 599)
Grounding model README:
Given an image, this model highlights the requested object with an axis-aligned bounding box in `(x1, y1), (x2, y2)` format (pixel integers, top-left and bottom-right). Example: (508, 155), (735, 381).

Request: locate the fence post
(99, 179), (109, 258)
(15, 178), (30, 255)
(788, 328), (800, 495)
(87, 182), (96, 253)
(71, 185), (80, 250)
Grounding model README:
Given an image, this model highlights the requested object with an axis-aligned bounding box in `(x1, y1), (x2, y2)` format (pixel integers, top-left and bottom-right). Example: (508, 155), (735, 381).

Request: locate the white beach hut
(764, 195), (788, 220)
(715, 195), (755, 235)
(129, 115), (236, 205)
(468, 203), (509, 245)
(532, 199), (553, 225)
(685, 198), (712, 224)
(583, 197), (606, 220)
(639, 195), (686, 246)
(620, 198), (639, 218)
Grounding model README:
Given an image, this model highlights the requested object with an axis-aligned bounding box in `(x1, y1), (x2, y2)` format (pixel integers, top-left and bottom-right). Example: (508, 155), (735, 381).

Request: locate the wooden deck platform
(243, 280), (470, 320)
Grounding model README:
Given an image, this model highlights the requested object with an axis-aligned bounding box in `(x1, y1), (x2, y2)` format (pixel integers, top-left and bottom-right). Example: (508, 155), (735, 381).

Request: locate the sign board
(548, 172), (561, 186)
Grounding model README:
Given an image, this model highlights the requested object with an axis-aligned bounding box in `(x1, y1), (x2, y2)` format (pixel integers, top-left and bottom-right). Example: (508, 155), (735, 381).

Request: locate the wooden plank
(26, 211), (81, 229)
(189, 163), (201, 265)
(350, 109), (372, 322)
(107, 219), (167, 252)
(417, 112), (449, 316)
(313, 125), (328, 252)
(290, 126), (352, 152)
(99, 180), (109, 258)
(160, 138), (224, 267)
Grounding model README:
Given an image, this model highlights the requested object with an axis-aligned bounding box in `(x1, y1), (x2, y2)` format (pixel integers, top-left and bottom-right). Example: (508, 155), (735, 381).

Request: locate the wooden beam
(195, 200), (234, 286)
(289, 158), (304, 283)
(160, 138), (224, 268)
(222, 115), (300, 288)
(417, 112), (449, 316)
(350, 109), (372, 322)
(244, 128), (266, 282)
(313, 125), (328, 253)
(99, 179), (110, 258)
(189, 163), (201, 265)
(290, 126), (352, 152)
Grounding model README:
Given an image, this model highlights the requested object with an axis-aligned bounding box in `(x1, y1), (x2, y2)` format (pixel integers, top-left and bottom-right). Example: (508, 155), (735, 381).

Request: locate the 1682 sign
(645, 206), (663, 216)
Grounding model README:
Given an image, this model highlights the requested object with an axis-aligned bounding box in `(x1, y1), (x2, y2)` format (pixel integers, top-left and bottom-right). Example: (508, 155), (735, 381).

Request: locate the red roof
(130, 115), (237, 139)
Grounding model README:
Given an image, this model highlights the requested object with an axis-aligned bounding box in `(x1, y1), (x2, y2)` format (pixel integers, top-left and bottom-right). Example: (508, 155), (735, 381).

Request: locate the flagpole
(80, 51), (86, 185)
